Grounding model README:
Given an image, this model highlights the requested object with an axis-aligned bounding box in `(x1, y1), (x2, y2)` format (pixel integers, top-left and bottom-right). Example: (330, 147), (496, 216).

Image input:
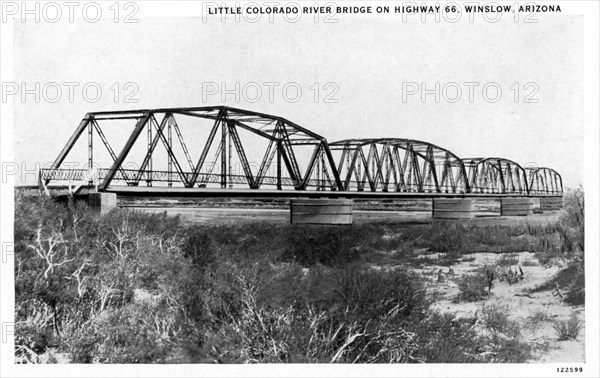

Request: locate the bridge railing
(39, 168), (98, 185)
(95, 168), (338, 190)
(39, 167), (563, 195)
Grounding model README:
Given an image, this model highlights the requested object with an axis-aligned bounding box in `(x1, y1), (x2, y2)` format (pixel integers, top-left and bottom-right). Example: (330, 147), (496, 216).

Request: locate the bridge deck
(105, 186), (561, 199)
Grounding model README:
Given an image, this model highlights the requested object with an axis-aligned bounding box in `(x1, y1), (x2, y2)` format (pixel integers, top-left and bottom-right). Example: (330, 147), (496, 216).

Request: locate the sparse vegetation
(13, 187), (585, 364)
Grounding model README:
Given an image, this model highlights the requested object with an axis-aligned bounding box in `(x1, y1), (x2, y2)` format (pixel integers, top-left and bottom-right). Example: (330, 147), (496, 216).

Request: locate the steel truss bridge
(40, 106), (563, 198)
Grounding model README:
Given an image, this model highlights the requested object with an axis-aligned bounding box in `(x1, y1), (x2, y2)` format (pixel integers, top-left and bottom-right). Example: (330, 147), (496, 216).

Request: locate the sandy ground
(409, 252), (585, 363)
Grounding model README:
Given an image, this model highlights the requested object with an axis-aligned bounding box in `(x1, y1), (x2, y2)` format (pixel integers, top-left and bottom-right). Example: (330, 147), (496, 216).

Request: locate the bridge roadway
(105, 186), (563, 200)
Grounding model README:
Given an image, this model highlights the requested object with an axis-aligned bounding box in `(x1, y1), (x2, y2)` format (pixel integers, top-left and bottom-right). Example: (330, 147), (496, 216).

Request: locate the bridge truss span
(40, 106), (563, 197)
(463, 157), (530, 195)
(45, 106), (343, 192)
(329, 139), (470, 194)
(527, 167), (563, 195)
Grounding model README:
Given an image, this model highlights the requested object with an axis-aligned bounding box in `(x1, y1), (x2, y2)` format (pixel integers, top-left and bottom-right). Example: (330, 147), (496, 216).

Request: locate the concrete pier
(290, 199), (353, 225)
(501, 198), (533, 216)
(432, 198), (475, 219)
(540, 196), (563, 211)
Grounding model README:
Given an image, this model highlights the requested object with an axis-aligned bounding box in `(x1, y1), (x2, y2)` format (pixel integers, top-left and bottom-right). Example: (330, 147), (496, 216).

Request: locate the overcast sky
(12, 11), (583, 187)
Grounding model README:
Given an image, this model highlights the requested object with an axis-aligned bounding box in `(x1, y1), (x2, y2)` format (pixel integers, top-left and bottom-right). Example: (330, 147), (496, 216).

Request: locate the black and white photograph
(0, 1), (598, 377)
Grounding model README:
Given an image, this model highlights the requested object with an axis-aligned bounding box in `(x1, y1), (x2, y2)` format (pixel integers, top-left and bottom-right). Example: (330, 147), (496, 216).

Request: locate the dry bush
(479, 303), (510, 333)
(553, 313), (582, 341)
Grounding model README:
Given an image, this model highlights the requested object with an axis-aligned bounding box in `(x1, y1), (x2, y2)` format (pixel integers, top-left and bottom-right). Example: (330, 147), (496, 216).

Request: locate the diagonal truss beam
(188, 110), (224, 186)
(99, 113), (151, 190)
(227, 120), (255, 188)
(148, 114), (191, 187)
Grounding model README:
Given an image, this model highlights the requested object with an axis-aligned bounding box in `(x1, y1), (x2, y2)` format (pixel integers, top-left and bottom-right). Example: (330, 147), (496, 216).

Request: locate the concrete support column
(290, 199), (353, 225)
(86, 193), (117, 215)
(540, 196), (563, 211)
(501, 198), (533, 216)
(432, 198), (475, 219)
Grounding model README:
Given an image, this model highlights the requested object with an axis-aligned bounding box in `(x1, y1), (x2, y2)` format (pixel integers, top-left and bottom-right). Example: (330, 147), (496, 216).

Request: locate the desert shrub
(471, 226), (512, 247)
(282, 226), (362, 267)
(180, 231), (215, 269)
(412, 312), (483, 363)
(521, 258), (538, 267)
(529, 310), (551, 323)
(533, 262), (585, 306)
(98, 209), (181, 240)
(201, 262), (430, 363)
(69, 303), (176, 363)
(532, 188), (585, 305)
(563, 269), (585, 306)
(488, 325), (532, 363)
(428, 222), (468, 253)
(496, 253), (520, 267)
(14, 195), (207, 363)
(14, 299), (57, 364)
(553, 313), (582, 341)
(455, 270), (491, 302)
(69, 330), (101, 363)
(331, 264), (429, 324)
(560, 187), (584, 252)
(217, 273), (423, 363)
(255, 263), (429, 325)
(480, 303), (510, 332)
(402, 310), (532, 363)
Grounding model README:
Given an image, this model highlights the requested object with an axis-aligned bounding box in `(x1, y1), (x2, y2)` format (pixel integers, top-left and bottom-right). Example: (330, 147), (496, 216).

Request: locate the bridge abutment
(432, 198), (475, 219)
(86, 192), (117, 215)
(500, 198), (533, 216)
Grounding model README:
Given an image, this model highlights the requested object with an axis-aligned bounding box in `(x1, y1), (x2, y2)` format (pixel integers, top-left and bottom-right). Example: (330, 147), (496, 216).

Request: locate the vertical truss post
(87, 120), (93, 185)
(277, 141), (282, 190)
(147, 119), (153, 186)
(228, 121), (233, 187)
(496, 159), (505, 193)
(221, 113), (227, 189)
(168, 118), (172, 187)
(320, 152), (326, 190)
